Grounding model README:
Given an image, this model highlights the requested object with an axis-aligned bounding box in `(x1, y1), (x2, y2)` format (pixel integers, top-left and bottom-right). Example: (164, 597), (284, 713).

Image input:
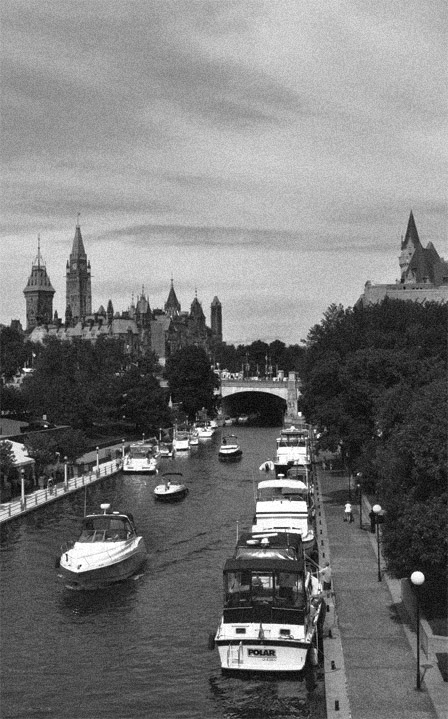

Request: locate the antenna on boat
(236, 520), (239, 543)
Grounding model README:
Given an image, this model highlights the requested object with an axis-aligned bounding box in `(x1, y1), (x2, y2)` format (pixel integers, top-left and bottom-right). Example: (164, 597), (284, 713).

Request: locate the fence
(0, 458), (122, 525)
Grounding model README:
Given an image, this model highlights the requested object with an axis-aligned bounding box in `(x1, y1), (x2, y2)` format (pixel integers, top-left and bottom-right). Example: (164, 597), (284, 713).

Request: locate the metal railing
(0, 458), (123, 525)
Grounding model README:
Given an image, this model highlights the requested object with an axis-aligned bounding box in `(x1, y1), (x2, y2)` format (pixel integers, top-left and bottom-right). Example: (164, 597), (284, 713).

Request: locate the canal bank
(316, 466), (447, 719)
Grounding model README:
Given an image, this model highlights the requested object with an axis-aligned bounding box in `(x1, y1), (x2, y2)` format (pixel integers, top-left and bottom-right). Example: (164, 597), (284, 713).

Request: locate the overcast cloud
(1, 0), (446, 344)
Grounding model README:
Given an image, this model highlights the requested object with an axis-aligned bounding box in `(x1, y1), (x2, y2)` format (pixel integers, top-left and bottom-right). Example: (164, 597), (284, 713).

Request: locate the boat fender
(207, 632), (216, 650)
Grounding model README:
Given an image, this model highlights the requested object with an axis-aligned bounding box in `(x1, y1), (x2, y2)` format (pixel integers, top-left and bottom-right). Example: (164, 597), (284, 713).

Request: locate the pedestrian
(319, 561), (332, 596)
(344, 501), (353, 522)
(369, 509), (376, 533)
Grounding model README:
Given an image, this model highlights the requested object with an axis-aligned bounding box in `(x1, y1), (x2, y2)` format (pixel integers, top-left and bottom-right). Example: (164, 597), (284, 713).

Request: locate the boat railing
(0, 457), (123, 525)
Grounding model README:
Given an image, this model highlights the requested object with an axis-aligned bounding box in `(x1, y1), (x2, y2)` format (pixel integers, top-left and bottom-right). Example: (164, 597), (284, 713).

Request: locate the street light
(411, 571), (425, 690)
(64, 456), (68, 489)
(356, 473), (363, 529)
(96, 447), (99, 476)
(373, 504), (382, 581)
(20, 468), (25, 508)
(121, 439), (125, 459)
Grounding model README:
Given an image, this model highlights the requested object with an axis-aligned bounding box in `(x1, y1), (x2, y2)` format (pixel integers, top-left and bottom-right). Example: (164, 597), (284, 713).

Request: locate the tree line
(300, 299), (447, 610)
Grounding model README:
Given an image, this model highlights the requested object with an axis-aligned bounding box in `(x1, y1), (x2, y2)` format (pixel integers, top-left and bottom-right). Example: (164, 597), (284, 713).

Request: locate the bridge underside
(220, 391), (285, 426)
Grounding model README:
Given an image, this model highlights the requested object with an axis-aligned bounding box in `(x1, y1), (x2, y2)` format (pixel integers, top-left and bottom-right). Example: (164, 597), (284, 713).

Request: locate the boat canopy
(79, 513), (134, 542)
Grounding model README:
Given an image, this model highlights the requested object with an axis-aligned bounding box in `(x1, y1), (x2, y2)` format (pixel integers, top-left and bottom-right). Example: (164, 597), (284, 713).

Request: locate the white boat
(56, 504), (147, 590)
(154, 473), (189, 502)
(273, 425), (311, 477)
(218, 435), (242, 460)
(213, 531), (323, 674)
(189, 427), (199, 446)
(237, 414), (249, 425)
(196, 422), (215, 439)
(158, 441), (173, 458)
(251, 478), (316, 557)
(172, 426), (191, 453)
(122, 441), (160, 474)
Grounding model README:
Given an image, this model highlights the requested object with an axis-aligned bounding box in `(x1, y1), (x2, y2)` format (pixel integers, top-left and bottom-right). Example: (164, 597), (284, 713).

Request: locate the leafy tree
(0, 440), (15, 501)
(0, 326), (34, 382)
(164, 346), (219, 421)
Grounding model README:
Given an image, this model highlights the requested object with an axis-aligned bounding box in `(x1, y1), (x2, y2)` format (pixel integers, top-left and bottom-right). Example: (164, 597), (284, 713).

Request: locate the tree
(0, 440), (15, 501)
(164, 346), (219, 421)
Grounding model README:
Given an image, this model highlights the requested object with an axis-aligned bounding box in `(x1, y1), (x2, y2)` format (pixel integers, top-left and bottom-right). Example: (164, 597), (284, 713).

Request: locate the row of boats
(211, 423), (324, 676)
(56, 422), (324, 677)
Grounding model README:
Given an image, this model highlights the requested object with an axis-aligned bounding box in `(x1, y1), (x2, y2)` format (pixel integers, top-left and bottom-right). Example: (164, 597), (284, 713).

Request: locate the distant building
(65, 217), (92, 325)
(23, 237), (55, 330)
(25, 220), (223, 363)
(358, 212), (448, 307)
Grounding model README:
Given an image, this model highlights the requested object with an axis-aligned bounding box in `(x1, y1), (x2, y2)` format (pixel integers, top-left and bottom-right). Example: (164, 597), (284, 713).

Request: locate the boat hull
(154, 485), (189, 502)
(57, 542), (147, 590)
(216, 637), (311, 673)
(218, 448), (242, 460)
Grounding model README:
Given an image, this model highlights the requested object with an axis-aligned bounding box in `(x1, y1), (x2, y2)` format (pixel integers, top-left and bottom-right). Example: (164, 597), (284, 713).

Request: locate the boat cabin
(128, 442), (157, 459)
(256, 479), (308, 502)
(78, 512), (136, 542)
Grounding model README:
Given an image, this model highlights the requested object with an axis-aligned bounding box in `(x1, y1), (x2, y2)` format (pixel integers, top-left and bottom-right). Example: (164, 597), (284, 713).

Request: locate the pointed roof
(70, 216), (87, 260)
(164, 278), (181, 315)
(211, 295), (221, 306)
(401, 211), (421, 250)
(23, 236), (55, 294)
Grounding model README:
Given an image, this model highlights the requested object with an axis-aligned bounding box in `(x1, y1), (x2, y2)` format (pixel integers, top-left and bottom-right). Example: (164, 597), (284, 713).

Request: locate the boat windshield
(224, 569), (305, 608)
(78, 516), (133, 542)
(129, 445), (154, 458)
(257, 486), (307, 501)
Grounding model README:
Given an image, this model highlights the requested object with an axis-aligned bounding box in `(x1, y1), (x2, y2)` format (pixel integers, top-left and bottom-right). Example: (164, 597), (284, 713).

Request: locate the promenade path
(317, 467), (447, 719)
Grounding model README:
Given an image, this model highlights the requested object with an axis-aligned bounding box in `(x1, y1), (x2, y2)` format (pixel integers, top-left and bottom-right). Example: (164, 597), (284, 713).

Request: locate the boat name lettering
(247, 648), (276, 657)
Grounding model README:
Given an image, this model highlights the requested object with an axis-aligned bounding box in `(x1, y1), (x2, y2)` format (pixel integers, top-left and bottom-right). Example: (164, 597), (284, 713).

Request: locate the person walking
(369, 508), (376, 533)
(344, 501), (353, 523)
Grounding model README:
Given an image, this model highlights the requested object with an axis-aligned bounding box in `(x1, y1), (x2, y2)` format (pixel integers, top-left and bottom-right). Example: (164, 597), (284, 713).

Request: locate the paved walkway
(316, 467), (447, 719)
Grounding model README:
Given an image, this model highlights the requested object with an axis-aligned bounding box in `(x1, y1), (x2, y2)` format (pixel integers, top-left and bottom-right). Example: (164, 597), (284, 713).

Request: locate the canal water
(0, 426), (326, 719)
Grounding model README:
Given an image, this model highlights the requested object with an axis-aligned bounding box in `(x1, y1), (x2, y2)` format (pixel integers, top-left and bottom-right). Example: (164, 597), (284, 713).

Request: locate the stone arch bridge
(220, 372), (301, 422)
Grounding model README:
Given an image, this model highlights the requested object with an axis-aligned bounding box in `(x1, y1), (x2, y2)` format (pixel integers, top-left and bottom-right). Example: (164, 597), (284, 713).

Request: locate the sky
(1, 0), (446, 345)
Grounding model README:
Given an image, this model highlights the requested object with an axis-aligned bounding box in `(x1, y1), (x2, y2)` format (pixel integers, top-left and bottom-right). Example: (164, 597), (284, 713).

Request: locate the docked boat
(56, 504), (147, 590)
(218, 435), (242, 460)
(172, 426), (191, 453)
(158, 441), (173, 458)
(189, 427), (199, 446)
(251, 478), (316, 557)
(154, 473), (189, 502)
(122, 440), (161, 474)
(273, 425), (311, 477)
(213, 531), (323, 674)
(196, 422), (215, 439)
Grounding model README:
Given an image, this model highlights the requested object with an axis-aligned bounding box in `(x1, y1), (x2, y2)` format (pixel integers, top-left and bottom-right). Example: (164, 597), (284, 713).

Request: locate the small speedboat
(123, 440), (160, 474)
(154, 473), (189, 502)
(218, 435), (242, 460)
(56, 504), (147, 590)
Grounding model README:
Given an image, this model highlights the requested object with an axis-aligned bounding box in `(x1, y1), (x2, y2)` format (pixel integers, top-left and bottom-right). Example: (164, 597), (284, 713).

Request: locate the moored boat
(213, 531), (323, 674)
(218, 435), (242, 460)
(251, 478), (316, 557)
(172, 426), (191, 453)
(122, 440), (160, 474)
(154, 473), (189, 502)
(56, 504), (147, 590)
(273, 425), (311, 477)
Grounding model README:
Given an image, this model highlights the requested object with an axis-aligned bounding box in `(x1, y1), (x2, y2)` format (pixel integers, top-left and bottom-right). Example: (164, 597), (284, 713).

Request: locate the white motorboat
(218, 435), (242, 460)
(154, 473), (189, 502)
(56, 504), (147, 590)
(122, 440), (160, 474)
(251, 478), (316, 557)
(196, 422), (214, 439)
(172, 426), (191, 453)
(273, 425), (311, 477)
(213, 531), (323, 674)
(189, 427), (199, 446)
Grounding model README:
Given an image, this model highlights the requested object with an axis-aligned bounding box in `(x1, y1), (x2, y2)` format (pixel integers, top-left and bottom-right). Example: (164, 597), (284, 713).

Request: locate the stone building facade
(25, 221), (223, 364)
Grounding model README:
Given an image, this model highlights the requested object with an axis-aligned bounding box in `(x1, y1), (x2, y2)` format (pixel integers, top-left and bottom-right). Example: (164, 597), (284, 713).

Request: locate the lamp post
(356, 473), (363, 529)
(64, 456), (68, 489)
(96, 447), (99, 476)
(411, 571), (425, 690)
(121, 439), (125, 459)
(372, 504), (382, 581)
(20, 468), (25, 508)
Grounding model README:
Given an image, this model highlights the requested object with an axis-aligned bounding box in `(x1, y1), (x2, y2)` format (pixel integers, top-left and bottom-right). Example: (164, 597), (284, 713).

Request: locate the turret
(23, 236), (55, 330)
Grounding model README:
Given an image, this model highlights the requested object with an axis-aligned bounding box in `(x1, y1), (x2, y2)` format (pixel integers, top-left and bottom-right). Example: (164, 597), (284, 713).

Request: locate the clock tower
(65, 216), (92, 325)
